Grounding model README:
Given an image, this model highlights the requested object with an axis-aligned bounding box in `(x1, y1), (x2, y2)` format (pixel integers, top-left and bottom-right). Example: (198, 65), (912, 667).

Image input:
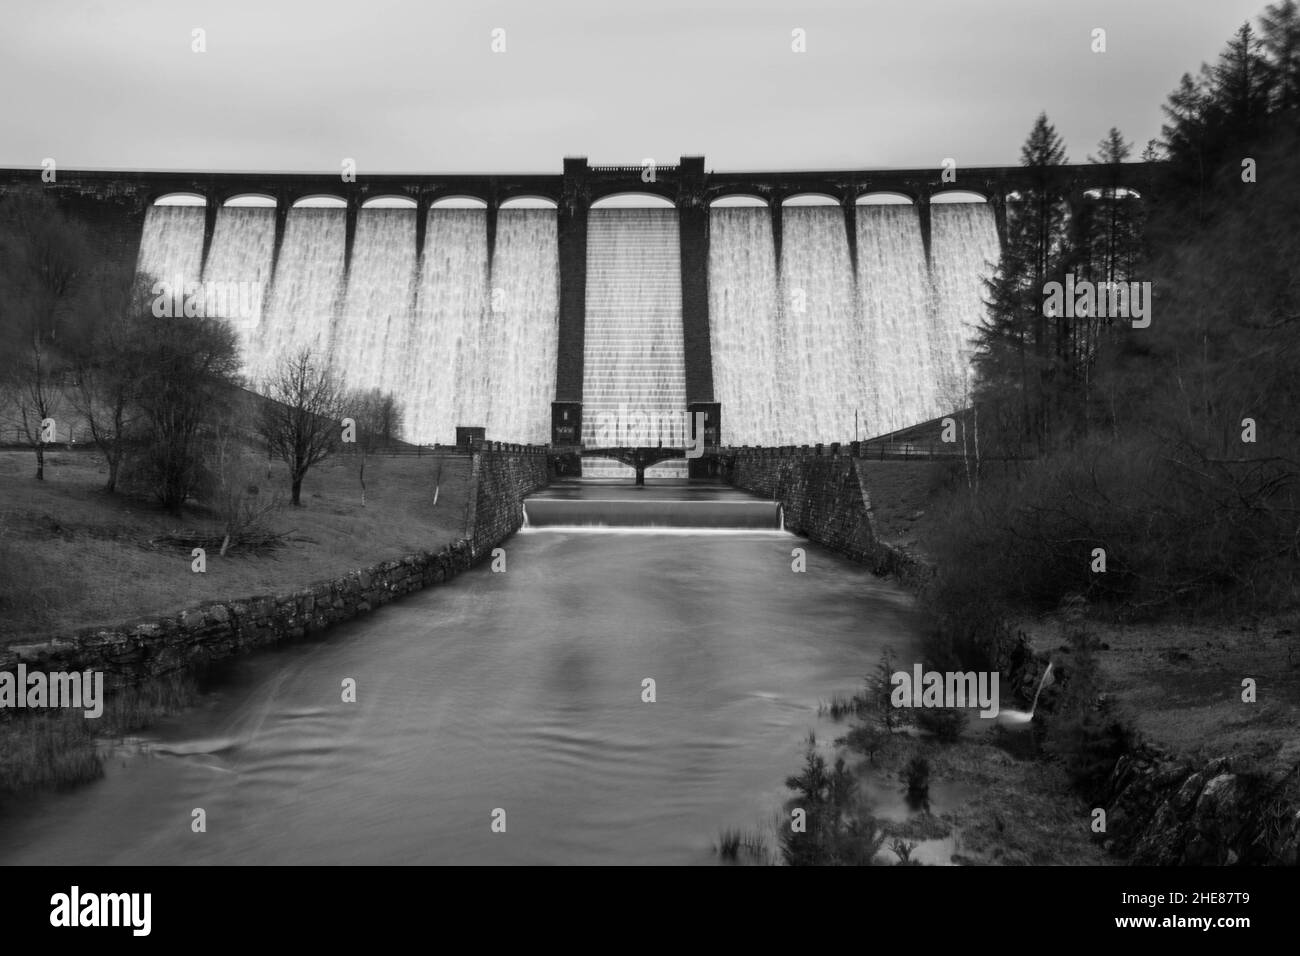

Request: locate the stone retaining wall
(719, 445), (933, 589)
(0, 447), (549, 685)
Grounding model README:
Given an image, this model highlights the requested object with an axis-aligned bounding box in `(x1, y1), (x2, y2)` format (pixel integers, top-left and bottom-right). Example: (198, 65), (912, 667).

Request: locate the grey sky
(0, 0), (1270, 173)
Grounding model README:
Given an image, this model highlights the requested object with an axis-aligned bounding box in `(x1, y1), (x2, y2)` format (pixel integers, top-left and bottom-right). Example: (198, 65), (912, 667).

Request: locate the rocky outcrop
(1098, 748), (1300, 865)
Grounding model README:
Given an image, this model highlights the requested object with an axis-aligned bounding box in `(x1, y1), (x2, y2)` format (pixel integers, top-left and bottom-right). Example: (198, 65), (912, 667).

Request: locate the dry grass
(0, 448), (470, 646)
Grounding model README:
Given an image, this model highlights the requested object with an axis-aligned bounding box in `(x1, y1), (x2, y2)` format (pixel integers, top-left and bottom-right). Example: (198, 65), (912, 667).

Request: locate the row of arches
(152, 188), (1143, 209)
(151, 190), (1006, 209)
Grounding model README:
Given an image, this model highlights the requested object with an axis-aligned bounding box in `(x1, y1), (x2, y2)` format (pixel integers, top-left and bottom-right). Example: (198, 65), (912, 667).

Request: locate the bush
(923, 432), (1300, 623)
(915, 706), (969, 743)
(902, 755), (931, 799)
(781, 735), (884, 866)
(1042, 624), (1136, 800)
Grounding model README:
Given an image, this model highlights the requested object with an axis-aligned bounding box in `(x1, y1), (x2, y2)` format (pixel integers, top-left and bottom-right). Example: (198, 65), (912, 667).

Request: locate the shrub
(902, 756), (931, 800)
(915, 706), (969, 743)
(781, 734), (884, 866)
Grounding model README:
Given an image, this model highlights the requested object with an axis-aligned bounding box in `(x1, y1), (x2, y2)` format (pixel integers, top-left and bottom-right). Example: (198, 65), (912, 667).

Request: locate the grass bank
(0, 448), (470, 647)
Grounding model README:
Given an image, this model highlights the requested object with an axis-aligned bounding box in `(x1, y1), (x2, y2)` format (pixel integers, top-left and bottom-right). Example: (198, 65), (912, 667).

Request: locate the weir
(522, 481), (783, 530)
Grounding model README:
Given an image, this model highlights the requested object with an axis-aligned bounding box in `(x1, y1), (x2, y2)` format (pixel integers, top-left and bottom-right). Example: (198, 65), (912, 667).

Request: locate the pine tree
(1210, 22), (1273, 143)
(975, 113), (1069, 452)
(1259, 0), (1300, 112)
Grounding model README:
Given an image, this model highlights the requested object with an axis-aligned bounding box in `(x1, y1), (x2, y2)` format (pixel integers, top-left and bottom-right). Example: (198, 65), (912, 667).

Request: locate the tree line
(933, 0), (1300, 632)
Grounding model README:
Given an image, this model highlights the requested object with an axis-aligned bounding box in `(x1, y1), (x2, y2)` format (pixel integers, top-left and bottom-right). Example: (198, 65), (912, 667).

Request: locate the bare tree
(132, 311), (243, 511)
(68, 271), (153, 492)
(260, 348), (345, 506)
(342, 387), (404, 505)
(0, 188), (92, 479)
(211, 412), (282, 556)
(3, 336), (63, 480)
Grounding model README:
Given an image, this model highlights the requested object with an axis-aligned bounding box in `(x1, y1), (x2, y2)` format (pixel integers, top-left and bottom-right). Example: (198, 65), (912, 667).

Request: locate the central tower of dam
(5, 156), (1160, 474)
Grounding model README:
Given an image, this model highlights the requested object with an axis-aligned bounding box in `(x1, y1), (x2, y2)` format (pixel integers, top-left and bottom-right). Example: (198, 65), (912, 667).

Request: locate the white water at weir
(583, 208), (687, 478)
(134, 198), (998, 452)
(929, 203), (1002, 407)
(201, 207), (275, 363)
(780, 207), (863, 443)
(409, 209), (490, 444)
(136, 205), (560, 445)
(709, 202), (1001, 445)
(857, 205), (942, 436)
(136, 205), (205, 290)
(250, 208), (347, 388)
(406, 208), (559, 445)
(483, 209), (559, 444)
(335, 209), (418, 399)
(707, 208), (787, 446)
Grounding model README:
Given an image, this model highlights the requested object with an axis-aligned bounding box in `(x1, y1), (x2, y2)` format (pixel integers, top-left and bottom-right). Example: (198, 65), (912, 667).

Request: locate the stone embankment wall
(719, 445), (933, 588)
(0, 446), (549, 684)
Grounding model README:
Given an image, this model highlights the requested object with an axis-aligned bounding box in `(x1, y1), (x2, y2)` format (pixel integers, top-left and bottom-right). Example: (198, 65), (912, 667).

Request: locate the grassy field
(0, 447), (470, 646)
(1022, 614), (1300, 774)
(859, 459), (953, 556)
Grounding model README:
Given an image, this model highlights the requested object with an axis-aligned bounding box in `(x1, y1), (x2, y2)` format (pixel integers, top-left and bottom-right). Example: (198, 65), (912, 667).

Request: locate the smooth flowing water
(0, 482), (922, 865)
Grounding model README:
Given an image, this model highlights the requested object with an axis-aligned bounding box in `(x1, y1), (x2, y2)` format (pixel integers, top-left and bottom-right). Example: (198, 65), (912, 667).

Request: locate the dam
(1, 157), (1159, 473)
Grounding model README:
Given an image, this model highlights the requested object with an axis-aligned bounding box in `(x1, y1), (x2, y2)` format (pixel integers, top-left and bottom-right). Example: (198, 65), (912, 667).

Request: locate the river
(0, 480), (922, 864)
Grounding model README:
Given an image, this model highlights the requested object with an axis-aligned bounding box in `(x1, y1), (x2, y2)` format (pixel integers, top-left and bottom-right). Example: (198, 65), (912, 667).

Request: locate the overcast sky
(0, 0), (1271, 174)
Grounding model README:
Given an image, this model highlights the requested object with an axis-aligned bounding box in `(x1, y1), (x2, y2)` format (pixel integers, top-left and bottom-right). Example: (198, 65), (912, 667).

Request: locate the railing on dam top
(721, 440), (966, 461)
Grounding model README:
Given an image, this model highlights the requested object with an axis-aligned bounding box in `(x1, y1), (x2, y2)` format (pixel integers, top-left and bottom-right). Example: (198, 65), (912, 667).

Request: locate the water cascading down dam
(28, 155), (1160, 461)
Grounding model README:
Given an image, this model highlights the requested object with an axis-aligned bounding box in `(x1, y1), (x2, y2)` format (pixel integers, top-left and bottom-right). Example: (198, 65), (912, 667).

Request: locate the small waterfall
(928, 203), (1001, 408)
(996, 662), (1056, 728)
(201, 206), (275, 365)
(1028, 662), (1055, 715)
(136, 205), (205, 290)
(251, 207), (347, 388)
